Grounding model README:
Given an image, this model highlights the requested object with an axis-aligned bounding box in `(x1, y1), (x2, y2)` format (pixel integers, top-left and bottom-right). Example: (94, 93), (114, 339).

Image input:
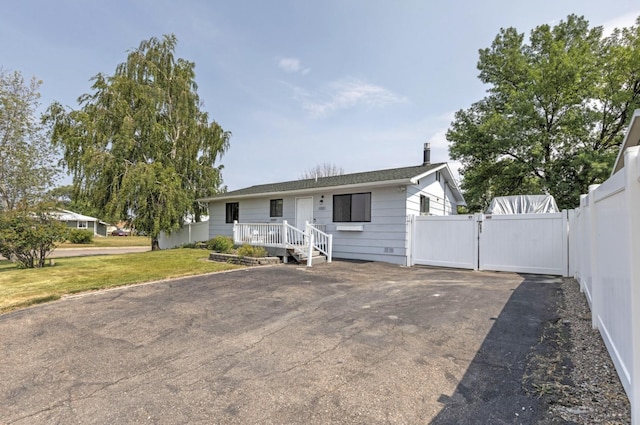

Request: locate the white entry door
(295, 197), (314, 230)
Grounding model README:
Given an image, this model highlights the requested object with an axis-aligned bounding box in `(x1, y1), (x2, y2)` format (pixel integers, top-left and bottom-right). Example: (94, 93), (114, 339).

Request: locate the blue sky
(2, 0), (639, 191)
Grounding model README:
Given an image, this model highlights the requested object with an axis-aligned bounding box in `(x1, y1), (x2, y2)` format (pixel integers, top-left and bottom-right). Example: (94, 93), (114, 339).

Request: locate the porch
(233, 220), (332, 266)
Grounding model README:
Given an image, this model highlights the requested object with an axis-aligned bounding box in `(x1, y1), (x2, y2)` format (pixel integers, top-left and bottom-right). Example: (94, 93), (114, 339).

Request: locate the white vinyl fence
(411, 215), (478, 269)
(479, 212), (568, 275)
(571, 146), (640, 424)
(410, 212), (569, 276)
(158, 221), (210, 249)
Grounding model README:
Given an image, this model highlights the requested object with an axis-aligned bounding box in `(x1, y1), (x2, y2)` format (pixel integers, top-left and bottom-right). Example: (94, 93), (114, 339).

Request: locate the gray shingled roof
(205, 162), (445, 199)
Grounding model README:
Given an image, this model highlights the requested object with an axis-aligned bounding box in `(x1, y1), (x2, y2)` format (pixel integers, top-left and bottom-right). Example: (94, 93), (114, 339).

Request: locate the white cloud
(296, 78), (407, 118)
(278, 57), (300, 72)
(278, 57), (311, 74)
(601, 10), (639, 35)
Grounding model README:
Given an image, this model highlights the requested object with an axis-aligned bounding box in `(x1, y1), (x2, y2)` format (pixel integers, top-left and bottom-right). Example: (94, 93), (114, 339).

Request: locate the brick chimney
(423, 142), (431, 165)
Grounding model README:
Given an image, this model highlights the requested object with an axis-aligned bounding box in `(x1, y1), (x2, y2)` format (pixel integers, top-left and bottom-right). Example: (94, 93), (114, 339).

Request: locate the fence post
(474, 213), (482, 271)
(578, 194), (589, 290)
(561, 209), (569, 277)
(406, 215), (414, 267)
(587, 184), (600, 331)
(624, 147), (640, 425)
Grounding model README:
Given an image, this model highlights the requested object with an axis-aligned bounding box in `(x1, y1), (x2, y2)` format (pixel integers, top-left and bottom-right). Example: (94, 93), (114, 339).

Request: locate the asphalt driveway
(0, 261), (562, 424)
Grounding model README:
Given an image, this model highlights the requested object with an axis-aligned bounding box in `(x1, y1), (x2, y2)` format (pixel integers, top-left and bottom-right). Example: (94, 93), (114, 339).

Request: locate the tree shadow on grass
(430, 274), (570, 425)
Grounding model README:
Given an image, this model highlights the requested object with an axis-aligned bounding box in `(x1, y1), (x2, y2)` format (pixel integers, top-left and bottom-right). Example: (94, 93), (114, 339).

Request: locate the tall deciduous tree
(0, 69), (58, 211)
(299, 163), (345, 179)
(447, 15), (640, 211)
(46, 35), (230, 250)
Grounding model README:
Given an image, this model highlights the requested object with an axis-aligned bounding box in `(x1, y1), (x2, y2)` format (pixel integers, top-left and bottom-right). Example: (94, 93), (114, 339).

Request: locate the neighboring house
(200, 145), (465, 265)
(612, 108), (640, 175)
(55, 210), (109, 237)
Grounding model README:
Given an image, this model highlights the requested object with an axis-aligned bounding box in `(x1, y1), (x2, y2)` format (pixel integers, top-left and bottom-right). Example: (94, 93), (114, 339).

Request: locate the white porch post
(327, 234), (333, 263)
(233, 220), (238, 244)
(307, 233), (314, 267)
(282, 220), (288, 246)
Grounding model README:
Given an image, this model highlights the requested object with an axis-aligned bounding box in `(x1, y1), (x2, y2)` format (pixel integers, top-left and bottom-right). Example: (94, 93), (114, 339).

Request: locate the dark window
(270, 199), (283, 217)
(333, 192), (371, 222)
(225, 202), (239, 223)
(420, 195), (430, 215)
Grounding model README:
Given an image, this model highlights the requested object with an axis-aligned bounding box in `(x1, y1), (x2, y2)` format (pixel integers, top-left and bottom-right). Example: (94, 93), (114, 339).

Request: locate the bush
(0, 208), (68, 268)
(206, 235), (234, 253)
(68, 229), (93, 244)
(236, 244), (268, 258)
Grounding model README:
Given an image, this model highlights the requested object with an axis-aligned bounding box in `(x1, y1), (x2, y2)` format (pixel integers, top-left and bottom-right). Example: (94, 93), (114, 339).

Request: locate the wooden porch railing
(232, 220), (332, 266)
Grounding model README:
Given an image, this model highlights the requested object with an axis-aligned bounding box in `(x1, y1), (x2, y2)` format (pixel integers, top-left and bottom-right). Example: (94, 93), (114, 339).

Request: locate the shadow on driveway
(430, 274), (564, 424)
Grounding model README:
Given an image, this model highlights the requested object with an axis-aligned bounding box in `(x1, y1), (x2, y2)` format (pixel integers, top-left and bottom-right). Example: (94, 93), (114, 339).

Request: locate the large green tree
(0, 69), (58, 211)
(46, 35), (230, 249)
(448, 15), (640, 211)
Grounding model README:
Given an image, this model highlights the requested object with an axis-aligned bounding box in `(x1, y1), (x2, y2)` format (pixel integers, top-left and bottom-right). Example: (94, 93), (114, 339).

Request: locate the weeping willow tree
(46, 35), (230, 250)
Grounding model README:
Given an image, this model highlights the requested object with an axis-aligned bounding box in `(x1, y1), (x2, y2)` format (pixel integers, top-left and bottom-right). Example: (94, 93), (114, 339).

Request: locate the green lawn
(0, 249), (241, 314)
(59, 235), (152, 248)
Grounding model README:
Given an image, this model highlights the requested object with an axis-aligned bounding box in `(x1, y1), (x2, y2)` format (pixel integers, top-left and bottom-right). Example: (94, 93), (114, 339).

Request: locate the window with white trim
(270, 199), (283, 217)
(420, 195), (430, 215)
(225, 202), (239, 223)
(333, 192), (371, 222)
(77, 221), (88, 229)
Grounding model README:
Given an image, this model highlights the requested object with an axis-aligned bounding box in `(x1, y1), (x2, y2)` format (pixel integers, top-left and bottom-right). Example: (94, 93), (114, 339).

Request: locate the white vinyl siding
(406, 170), (457, 216)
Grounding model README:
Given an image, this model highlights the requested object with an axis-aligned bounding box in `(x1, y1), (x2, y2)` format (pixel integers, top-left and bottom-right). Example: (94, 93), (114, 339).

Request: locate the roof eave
(199, 178), (415, 202)
(409, 163), (445, 184)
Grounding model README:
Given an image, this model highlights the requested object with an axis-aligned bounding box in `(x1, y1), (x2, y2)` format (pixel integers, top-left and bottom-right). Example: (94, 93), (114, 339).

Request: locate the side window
(77, 221), (88, 229)
(333, 192), (371, 222)
(270, 199), (283, 217)
(225, 202), (239, 223)
(420, 195), (430, 215)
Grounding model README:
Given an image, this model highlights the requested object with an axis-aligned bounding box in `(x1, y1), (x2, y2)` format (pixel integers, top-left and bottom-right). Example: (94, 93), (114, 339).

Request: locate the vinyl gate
(410, 212), (569, 276)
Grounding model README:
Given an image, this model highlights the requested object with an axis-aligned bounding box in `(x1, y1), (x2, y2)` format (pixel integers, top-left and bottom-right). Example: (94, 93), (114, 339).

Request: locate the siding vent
(384, 247), (394, 253)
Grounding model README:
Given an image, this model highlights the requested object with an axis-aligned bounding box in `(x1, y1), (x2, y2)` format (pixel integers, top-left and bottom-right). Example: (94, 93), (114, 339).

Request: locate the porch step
(287, 248), (326, 265)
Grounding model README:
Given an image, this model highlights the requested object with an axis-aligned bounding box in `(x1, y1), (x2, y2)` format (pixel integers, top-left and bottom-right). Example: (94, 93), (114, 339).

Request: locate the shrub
(206, 235), (234, 253)
(68, 229), (93, 244)
(236, 244), (268, 258)
(0, 208), (68, 268)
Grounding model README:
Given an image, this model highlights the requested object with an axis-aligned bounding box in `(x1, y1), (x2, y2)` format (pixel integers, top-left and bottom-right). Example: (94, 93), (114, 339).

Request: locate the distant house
(199, 144), (465, 265)
(55, 210), (109, 237)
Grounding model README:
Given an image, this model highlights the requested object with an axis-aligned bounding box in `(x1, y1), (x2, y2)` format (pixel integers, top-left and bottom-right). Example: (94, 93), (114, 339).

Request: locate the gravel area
(527, 278), (631, 424)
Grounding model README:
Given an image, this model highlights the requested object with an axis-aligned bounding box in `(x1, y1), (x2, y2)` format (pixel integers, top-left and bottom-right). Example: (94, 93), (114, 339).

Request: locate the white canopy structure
(486, 195), (559, 214)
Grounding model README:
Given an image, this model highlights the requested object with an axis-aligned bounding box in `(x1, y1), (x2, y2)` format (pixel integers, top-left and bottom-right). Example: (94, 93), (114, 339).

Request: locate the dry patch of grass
(0, 249), (242, 314)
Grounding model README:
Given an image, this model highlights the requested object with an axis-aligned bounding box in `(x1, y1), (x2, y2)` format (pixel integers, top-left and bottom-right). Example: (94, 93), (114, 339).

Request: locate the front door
(295, 197), (314, 230)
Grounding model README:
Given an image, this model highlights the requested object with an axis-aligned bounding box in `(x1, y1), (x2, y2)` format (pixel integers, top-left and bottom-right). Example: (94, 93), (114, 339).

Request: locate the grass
(0, 249), (242, 314)
(59, 235), (152, 248)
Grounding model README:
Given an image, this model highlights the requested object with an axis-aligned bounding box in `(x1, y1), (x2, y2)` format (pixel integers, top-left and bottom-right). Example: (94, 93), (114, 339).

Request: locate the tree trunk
(151, 237), (160, 251)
